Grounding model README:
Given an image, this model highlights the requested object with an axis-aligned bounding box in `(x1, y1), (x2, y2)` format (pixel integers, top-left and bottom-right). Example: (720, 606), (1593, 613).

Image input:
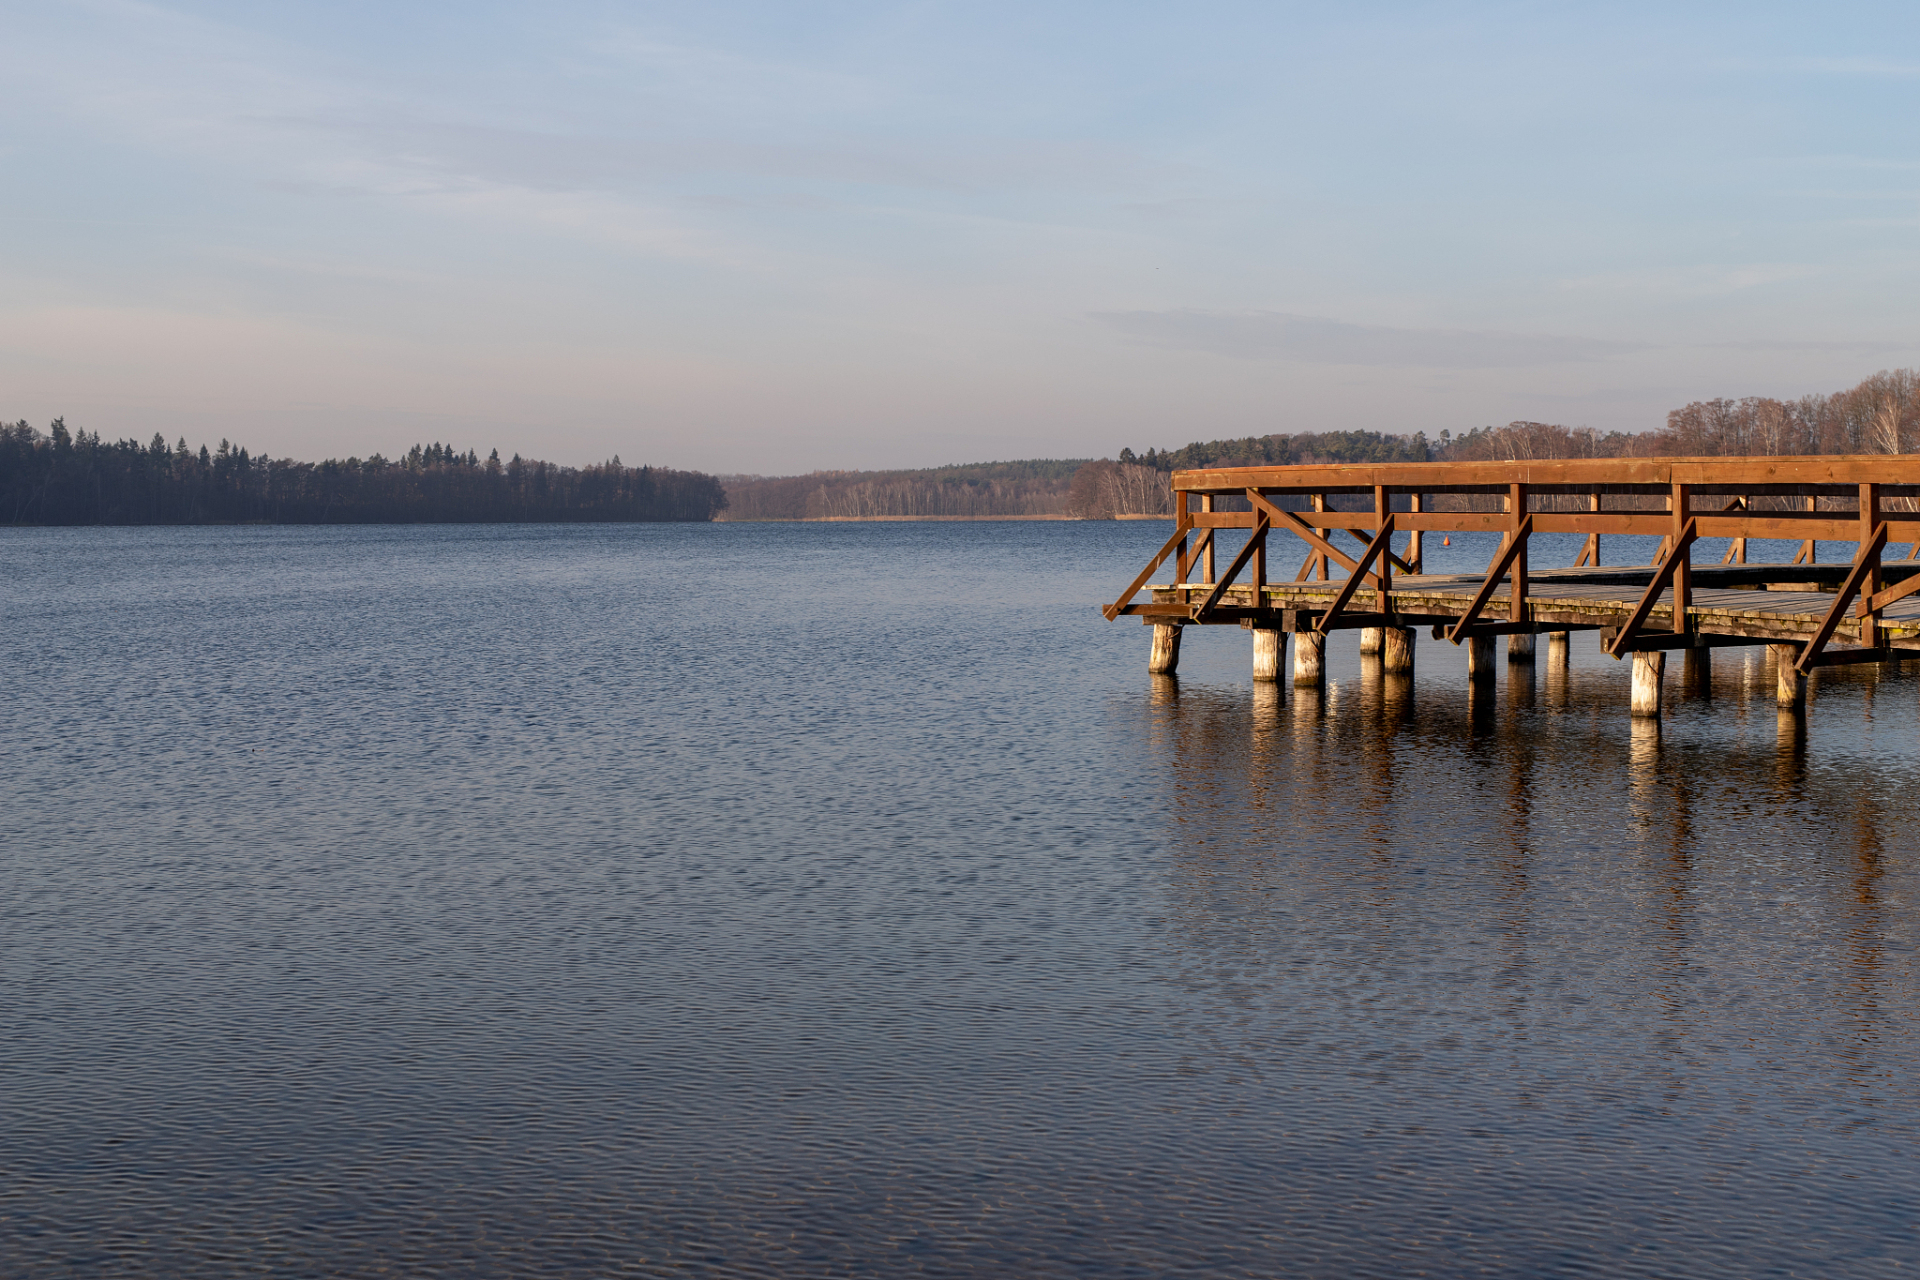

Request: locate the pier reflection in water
(1139, 643), (1920, 1276)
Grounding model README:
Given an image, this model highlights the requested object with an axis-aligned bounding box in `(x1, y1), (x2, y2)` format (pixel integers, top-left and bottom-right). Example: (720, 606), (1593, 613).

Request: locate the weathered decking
(1105, 455), (1920, 715)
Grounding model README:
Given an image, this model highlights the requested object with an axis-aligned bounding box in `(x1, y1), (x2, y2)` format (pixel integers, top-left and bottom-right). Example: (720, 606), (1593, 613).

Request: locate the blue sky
(4, 1), (1918, 471)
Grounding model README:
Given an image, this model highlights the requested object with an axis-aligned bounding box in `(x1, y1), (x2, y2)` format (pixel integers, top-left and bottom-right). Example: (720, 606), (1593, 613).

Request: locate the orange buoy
(1443, 535), (1451, 546)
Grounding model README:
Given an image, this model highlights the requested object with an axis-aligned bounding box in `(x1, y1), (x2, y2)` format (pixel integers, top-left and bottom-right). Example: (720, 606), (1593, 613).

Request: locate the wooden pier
(1104, 456), (1920, 717)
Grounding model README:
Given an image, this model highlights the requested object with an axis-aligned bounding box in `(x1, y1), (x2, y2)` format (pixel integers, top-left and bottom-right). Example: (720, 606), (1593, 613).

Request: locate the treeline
(719, 459), (1084, 520)
(1066, 461), (1173, 518)
(1118, 429), (1435, 473)
(1067, 430), (1436, 518)
(1439, 369), (1920, 462)
(1115, 368), (1920, 473)
(1063, 368), (1920, 517)
(1, 423), (727, 525)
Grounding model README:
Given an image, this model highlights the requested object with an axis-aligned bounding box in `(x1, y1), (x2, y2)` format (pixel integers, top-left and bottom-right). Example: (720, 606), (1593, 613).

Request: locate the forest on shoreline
(8, 367), (1914, 526)
(0, 425), (727, 525)
(717, 459), (1082, 522)
(722, 367), (1920, 521)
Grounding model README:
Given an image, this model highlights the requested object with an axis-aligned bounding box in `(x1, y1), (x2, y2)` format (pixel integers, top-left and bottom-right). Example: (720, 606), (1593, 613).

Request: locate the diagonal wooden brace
(1246, 491), (1364, 578)
(1605, 518), (1699, 657)
(1865, 565), (1920, 613)
(1809, 644), (1920, 667)
(1195, 516), (1272, 619)
(1339, 527), (1415, 576)
(1314, 514), (1397, 634)
(1796, 522), (1888, 675)
(1176, 527), (1216, 582)
(1103, 517), (1192, 620)
(1444, 516), (1534, 644)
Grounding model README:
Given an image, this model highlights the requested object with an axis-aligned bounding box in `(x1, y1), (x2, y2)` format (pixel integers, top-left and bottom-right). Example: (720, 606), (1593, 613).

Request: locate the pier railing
(1105, 456), (1920, 710)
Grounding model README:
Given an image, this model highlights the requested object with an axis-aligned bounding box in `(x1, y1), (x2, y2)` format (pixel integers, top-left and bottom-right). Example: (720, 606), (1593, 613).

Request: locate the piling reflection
(1250, 678), (1282, 733)
(1543, 641), (1571, 709)
(1381, 673), (1415, 730)
(1358, 651), (1383, 703)
(1131, 634), (1920, 1196)
(1248, 680), (1283, 813)
(1840, 802), (1892, 1107)
(1506, 659), (1536, 714)
(1776, 709), (1807, 790)
(1682, 648), (1712, 701)
(1468, 677), (1498, 735)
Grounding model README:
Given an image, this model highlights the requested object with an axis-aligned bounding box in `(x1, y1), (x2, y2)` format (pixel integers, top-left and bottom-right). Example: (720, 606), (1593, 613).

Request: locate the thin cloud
(590, 32), (880, 115)
(1559, 263), (1817, 295)
(1714, 338), (1914, 354)
(1714, 56), (1920, 78)
(1091, 309), (1650, 369)
(268, 115), (1150, 199)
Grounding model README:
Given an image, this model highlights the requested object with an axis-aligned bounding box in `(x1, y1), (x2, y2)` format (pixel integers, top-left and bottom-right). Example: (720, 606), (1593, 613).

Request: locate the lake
(4, 521), (1919, 1277)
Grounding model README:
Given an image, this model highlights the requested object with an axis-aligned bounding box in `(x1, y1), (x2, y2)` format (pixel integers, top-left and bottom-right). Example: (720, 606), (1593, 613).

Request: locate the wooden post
(1797, 494), (1817, 565)
(1200, 494), (1215, 583)
(1466, 634), (1497, 681)
(1360, 628), (1384, 654)
(1252, 628), (1284, 682)
(1312, 494), (1328, 581)
(1382, 626), (1415, 674)
(1671, 480), (1692, 636)
(1508, 633), (1536, 663)
(1861, 482), (1882, 649)
(1509, 483), (1529, 623)
(1548, 631), (1570, 656)
(1771, 643), (1806, 708)
(1631, 650), (1665, 718)
(1408, 493), (1423, 573)
(1149, 623), (1182, 675)
(1293, 631), (1325, 687)
(1374, 484), (1392, 604)
(1175, 492), (1192, 594)
(1251, 497), (1267, 610)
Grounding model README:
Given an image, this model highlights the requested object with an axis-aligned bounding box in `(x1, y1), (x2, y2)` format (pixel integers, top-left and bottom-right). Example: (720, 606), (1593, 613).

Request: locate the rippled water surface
(6, 521), (1920, 1278)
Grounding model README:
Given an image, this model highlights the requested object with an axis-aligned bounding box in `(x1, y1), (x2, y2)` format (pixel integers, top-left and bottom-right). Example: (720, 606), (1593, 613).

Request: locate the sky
(3, 1), (1919, 473)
